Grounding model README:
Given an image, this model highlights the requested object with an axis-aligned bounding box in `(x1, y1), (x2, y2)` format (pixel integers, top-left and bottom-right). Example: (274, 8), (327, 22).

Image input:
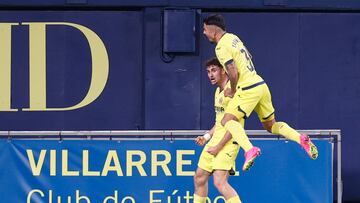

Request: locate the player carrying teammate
(193, 58), (243, 203)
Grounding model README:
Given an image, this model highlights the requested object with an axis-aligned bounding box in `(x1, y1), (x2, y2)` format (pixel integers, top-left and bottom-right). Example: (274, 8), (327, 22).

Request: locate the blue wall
(2, 0), (360, 10)
(0, 5), (360, 201)
(0, 11), (143, 130)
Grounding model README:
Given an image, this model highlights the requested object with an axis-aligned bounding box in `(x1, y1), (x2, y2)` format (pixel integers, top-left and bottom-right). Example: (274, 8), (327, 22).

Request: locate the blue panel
(144, 8), (201, 130)
(0, 0), (167, 6)
(0, 11), (143, 130)
(2, 0), (360, 9)
(67, 0), (87, 4)
(0, 0), (65, 6)
(263, 0), (287, 6)
(299, 13), (360, 200)
(0, 139), (332, 203)
(163, 9), (197, 53)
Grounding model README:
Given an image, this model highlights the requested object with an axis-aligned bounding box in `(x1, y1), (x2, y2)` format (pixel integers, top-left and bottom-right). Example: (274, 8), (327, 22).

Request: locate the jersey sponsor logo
(219, 97), (223, 105)
(215, 106), (225, 113)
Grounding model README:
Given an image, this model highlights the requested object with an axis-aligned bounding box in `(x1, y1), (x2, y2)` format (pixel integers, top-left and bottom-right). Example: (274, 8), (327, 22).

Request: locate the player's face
(206, 65), (224, 85)
(203, 24), (216, 42)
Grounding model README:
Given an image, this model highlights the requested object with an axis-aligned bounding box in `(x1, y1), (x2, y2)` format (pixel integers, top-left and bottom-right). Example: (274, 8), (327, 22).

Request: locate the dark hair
(205, 57), (223, 69)
(203, 14), (226, 31)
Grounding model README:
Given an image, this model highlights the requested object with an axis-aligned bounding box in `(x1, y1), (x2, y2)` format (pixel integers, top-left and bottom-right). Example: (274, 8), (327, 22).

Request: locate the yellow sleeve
(215, 44), (233, 68)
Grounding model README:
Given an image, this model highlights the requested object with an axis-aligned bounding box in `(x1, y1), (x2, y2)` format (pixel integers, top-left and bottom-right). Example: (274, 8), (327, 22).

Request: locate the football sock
(271, 122), (300, 144)
(193, 194), (207, 203)
(227, 195), (242, 203)
(224, 120), (252, 151)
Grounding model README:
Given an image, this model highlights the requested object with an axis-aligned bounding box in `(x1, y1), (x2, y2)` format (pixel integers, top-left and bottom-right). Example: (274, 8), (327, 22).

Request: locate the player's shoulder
(217, 33), (240, 49)
(215, 42), (228, 55)
(224, 33), (240, 42)
(226, 32), (237, 38)
(215, 42), (224, 52)
(215, 87), (221, 94)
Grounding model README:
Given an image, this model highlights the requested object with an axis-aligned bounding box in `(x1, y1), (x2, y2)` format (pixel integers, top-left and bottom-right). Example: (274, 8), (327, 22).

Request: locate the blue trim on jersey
(225, 59), (234, 66)
(262, 112), (275, 120)
(237, 105), (247, 119)
(242, 81), (265, 91)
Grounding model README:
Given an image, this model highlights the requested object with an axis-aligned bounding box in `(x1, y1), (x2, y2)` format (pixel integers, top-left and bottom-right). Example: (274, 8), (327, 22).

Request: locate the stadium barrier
(0, 130), (341, 203)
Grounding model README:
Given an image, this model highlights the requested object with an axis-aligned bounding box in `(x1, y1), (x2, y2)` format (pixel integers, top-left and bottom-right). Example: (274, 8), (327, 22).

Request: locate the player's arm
(216, 45), (239, 97)
(195, 125), (215, 146)
(207, 119), (244, 155)
(225, 60), (239, 97)
(206, 131), (232, 156)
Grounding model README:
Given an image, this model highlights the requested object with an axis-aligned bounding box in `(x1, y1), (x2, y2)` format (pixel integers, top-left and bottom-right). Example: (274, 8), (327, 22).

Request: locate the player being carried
(202, 14), (318, 171)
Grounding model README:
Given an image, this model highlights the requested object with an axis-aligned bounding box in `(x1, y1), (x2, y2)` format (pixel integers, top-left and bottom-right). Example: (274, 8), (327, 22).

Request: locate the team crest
(219, 97), (223, 104)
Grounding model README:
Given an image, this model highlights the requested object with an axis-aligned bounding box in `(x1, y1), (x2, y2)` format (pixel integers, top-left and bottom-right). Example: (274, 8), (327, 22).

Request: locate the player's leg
(194, 145), (213, 202)
(221, 87), (261, 170)
(266, 119), (318, 159)
(213, 170), (242, 203)
(212, 143), (242, 202)
(221, 113), (252, 152)
(194, 167), (211, 203)
(255, 84), (318, 159)
(222, 113), (260, 171)
(207, 119), (245, 156)
(265, 119), (300, 144)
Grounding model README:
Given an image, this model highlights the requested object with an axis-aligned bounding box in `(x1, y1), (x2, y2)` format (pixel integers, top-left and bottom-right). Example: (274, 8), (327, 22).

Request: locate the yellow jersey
(215, 33), (263, 88)
(207, 82), (232, 146)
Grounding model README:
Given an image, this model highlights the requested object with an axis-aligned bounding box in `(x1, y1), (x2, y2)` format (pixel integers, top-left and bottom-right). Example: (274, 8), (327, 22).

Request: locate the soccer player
(193, 58), (243, 203)
(202, 14), (318, 171)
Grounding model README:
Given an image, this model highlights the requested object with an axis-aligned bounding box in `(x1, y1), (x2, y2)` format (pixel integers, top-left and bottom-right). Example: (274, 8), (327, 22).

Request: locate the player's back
(216, 33), (263, 88)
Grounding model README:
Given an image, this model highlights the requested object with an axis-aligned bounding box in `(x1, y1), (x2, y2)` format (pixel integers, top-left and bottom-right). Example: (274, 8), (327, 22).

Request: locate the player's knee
(221, 114), (238, 127)
(262, 119), (276, 133)
(263, 125), (272, 133)
(194, 172), (207, 187)
(213, 177), (226, 192)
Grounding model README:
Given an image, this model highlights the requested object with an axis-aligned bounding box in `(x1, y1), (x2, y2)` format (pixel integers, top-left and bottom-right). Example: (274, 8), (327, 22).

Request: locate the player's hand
(224, 88), (235, 98)
(195, 136), (207, 146)
(207, 145), (221, 156)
